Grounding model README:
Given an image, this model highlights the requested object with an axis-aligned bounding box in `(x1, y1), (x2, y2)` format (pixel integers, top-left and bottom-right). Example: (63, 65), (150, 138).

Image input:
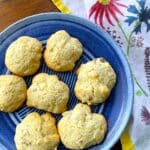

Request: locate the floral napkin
(51, 0), (150, 149)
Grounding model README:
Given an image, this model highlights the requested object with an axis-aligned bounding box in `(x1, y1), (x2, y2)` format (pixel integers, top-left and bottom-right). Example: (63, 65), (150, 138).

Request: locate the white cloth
(52, 0), (150, 149)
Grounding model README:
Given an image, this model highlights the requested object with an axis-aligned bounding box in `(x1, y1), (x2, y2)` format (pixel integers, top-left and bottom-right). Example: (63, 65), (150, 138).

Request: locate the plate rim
(0, 12), (134, 150)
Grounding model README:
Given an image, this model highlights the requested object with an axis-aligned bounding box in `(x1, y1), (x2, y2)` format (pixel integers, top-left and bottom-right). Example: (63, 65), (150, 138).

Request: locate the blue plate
(0, 12), (133, 150)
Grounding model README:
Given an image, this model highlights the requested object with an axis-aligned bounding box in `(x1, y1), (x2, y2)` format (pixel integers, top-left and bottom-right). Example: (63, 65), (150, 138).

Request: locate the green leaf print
(136, 90), (143, 96)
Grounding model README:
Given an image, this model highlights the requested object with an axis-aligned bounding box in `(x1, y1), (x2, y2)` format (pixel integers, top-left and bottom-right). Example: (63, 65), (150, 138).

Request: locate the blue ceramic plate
(0, 13), (133, 150)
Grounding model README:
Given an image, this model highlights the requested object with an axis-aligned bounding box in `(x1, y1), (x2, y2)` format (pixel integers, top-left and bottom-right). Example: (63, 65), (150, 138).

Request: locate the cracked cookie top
(74, 58), (116, 105)
(5, 36), (43, 76)
(15, 112), (60, 150)
(27, 73), (69, 114)
(44, 30), (83, 72)
(58, 103), (107, 149)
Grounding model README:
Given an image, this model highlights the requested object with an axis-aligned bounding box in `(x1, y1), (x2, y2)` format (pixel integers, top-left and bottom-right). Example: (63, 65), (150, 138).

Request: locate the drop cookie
(58, 103), (107, 149)
(44, 30), (83, 71)
(0, 75), (27, 112)
(27, 73), (69, 113)
(5, 36), (43, 76)
(74, 58), (116, 105)
(15, 112), (60, 150)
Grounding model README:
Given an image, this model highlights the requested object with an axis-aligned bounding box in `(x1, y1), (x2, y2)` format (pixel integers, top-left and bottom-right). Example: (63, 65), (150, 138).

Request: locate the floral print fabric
(52, 0), (150, 149)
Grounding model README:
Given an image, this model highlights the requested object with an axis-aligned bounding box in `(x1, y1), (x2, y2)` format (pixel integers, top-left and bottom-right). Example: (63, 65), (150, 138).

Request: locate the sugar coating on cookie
(58, 103), (107, 149)
(0, 75), (27, 112)
(44, 30), (83, 71)
(74, 58), (116, 105)
(5, 36), (43, 76)
(27, 73), (69, 113)
(15, 112), (60, 150)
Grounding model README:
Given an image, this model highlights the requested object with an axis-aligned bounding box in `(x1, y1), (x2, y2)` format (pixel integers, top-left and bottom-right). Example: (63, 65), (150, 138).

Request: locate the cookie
(58, 103), (107, 149)
(0, 75), (27, 112)
(5, 36), (43, 76)
(27, 73), (69, 113)
(14, 112), (60, 150)
(74, 58), (116, 105)
(44, 30), (83, 71)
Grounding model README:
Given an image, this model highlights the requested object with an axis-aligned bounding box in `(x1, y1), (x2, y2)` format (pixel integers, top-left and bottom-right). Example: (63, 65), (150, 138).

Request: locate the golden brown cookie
(5, 36), (43, 76)
(27, 73), (69, 114)
(58, 103), (107, 149)
(0, 75), (27, 112)
(44, 30), (83, 71)
(14, 112), (60, 150)
(74, 58), (116, 105)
